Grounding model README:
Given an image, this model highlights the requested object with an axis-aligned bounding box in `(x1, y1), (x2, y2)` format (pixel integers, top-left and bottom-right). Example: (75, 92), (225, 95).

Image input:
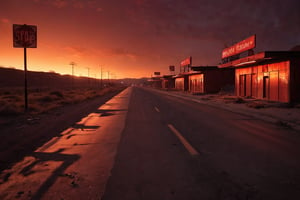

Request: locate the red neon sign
(222, 35), (256, 59)
(180, 56), (192, 66)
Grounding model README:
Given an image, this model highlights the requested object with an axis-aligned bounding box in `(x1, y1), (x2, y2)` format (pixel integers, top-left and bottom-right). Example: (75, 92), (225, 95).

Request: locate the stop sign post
(13, 24), (37, 111)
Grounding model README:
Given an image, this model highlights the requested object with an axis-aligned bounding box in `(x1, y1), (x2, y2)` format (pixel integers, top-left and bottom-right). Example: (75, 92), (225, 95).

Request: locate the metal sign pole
(100, 66), (103, 88)
(13, 24), (37, 112)
(24, 47), (28, 111)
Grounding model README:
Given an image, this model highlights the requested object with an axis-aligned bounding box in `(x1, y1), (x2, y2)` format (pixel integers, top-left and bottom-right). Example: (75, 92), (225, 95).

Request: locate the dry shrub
(0, 102), (23, 116)
(235, 97), (246, 104)
(70, 95), (86, 103)
(62, 91), (86, 104)
(84, 90), (96, 99)
(49, 91), (64, 98)
(0, 86), (123, 115)
(275, 120), (292, 129)
(3, 91), (11, 95)
(0, 88), (23, 96)
(223, 97), (236, 101)
(201, 97), (211, 101)
(29, 103), (60, 114)
(277, 103), (294, 108)
(27, 104), (42, 113)
(2, 95), (22, 102)
(34, 91), (64, 103)
(247, 102), (266, 109)
(37, 95), (55, 103)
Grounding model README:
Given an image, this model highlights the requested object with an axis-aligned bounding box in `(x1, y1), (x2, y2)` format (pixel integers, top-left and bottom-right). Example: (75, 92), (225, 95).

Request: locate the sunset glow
(1, 0), (300, 78)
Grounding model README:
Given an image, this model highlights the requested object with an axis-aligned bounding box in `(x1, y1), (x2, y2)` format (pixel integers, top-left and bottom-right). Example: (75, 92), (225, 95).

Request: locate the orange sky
(1, 0), (300, 78)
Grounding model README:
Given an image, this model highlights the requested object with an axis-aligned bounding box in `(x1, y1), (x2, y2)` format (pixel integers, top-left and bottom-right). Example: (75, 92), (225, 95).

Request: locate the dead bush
(0, 102), (22, 116)
(275, 120), (292, 129)
(247, 102), (266, 109)
(235, 98), (246, 104)
(49, 91), (64, 98)
(2, 95), (22, 102)
(37, 95), (55, 103)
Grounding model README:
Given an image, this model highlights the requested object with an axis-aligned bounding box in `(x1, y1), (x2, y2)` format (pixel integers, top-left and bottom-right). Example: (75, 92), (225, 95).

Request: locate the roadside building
(174, 57), (192, 91)
(189, 66), (235, 94)
(219, 51), (300, 103)
(161, 75), (175, 90)
(147, 77), (162, 89)
(174, 74), (189, 91)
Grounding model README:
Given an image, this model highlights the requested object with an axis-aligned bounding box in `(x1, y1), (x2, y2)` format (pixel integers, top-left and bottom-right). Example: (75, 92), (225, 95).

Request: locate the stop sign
(13, 24), (37, 48)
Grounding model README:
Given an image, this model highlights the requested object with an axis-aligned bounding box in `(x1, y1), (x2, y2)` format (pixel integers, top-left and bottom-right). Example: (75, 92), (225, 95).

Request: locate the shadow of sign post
(20, 149), (80, 200)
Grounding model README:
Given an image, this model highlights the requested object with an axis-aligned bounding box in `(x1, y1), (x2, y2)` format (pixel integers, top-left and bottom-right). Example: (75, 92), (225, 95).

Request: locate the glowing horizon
(1, 0), (299, 79)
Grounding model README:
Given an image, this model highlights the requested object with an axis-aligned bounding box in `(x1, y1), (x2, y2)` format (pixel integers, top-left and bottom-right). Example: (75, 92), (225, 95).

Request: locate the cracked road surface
(1, 86), (300, 200)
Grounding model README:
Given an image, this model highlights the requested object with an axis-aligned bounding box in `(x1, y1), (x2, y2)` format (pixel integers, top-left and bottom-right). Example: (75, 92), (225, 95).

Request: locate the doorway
(263, 76), (269, 98)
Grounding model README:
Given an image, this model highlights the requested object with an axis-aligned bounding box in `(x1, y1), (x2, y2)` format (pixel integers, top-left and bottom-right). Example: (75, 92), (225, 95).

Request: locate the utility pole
(110, 73), (116, 85)
(100, 65), (103, 88)
(86, 67), (90, 88)
(24, 47), (28, 111)
(107, 71), (110, 86)
(70, 61), (76, 89)
(94, 74), (97, 88)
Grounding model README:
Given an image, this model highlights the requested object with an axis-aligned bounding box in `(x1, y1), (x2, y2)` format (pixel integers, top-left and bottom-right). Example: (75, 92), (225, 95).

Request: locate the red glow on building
(219, 51), (300, 103)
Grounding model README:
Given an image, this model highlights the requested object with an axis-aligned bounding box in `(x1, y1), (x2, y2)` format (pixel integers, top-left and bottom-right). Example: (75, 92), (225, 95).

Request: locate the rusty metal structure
(173, 66), (234, 94)
(189, 66), (234, 94)
(161, 75), (175, 90)
(174, 74), (188, 91)
(219, 51), (300, 103)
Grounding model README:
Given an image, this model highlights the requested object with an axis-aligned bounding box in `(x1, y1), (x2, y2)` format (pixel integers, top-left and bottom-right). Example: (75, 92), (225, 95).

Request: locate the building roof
(218, 51), (300, 68)
(191, 66), (218, 71)
(162, 75), (174, 78)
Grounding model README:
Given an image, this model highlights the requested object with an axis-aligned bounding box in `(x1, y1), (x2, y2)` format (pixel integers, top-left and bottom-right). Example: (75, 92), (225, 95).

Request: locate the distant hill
(290, 45), (300, 51)
(0, 67), (88, 88)
(0, 67), (148, 89)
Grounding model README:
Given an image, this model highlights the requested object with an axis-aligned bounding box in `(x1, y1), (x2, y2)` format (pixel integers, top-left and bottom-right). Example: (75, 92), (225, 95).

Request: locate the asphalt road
(1, 86), (300, 200)
(102, 87), (300, 200)
(0, 88), (131, 200)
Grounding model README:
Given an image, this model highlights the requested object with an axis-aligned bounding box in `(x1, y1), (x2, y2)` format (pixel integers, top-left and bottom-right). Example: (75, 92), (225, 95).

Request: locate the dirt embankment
(0, 87), (126, 172)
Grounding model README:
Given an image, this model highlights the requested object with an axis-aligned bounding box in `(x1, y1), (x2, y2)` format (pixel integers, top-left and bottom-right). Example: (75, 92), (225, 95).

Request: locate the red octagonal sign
(13, 24), (37, 48)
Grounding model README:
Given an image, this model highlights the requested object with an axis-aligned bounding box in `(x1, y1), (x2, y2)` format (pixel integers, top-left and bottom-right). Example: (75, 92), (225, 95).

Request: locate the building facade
(174, 75), (189, 91)
(219, 51), (300, 103)
(188, 67), (235, 94)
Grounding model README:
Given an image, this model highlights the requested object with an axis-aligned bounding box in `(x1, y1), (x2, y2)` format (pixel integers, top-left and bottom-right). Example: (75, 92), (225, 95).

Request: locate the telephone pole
(69, 61), (76, 89)
(86, 67), (90, 88)
(100, 65), (103, 88)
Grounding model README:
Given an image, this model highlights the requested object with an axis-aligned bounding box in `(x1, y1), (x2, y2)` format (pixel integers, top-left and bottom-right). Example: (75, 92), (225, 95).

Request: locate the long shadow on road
(21, 149), (80, 200)
(0, 89), (124, 173)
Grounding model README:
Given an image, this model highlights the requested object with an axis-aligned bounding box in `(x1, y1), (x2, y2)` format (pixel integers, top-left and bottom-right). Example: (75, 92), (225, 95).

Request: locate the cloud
(32, 0), (68, 8)
(1, 18), (10, 24)
(105, 48), (138, 61)
(64, 45), (87, 58)
(127, 0), (300, 50)
(63, 46), (138, 62)
(33, 0), (104, 12)
(52, 0), (68, 8)
(0, 18), (11, 35)
(96, 7), (103, 12)
(72, 1), (84, 9)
